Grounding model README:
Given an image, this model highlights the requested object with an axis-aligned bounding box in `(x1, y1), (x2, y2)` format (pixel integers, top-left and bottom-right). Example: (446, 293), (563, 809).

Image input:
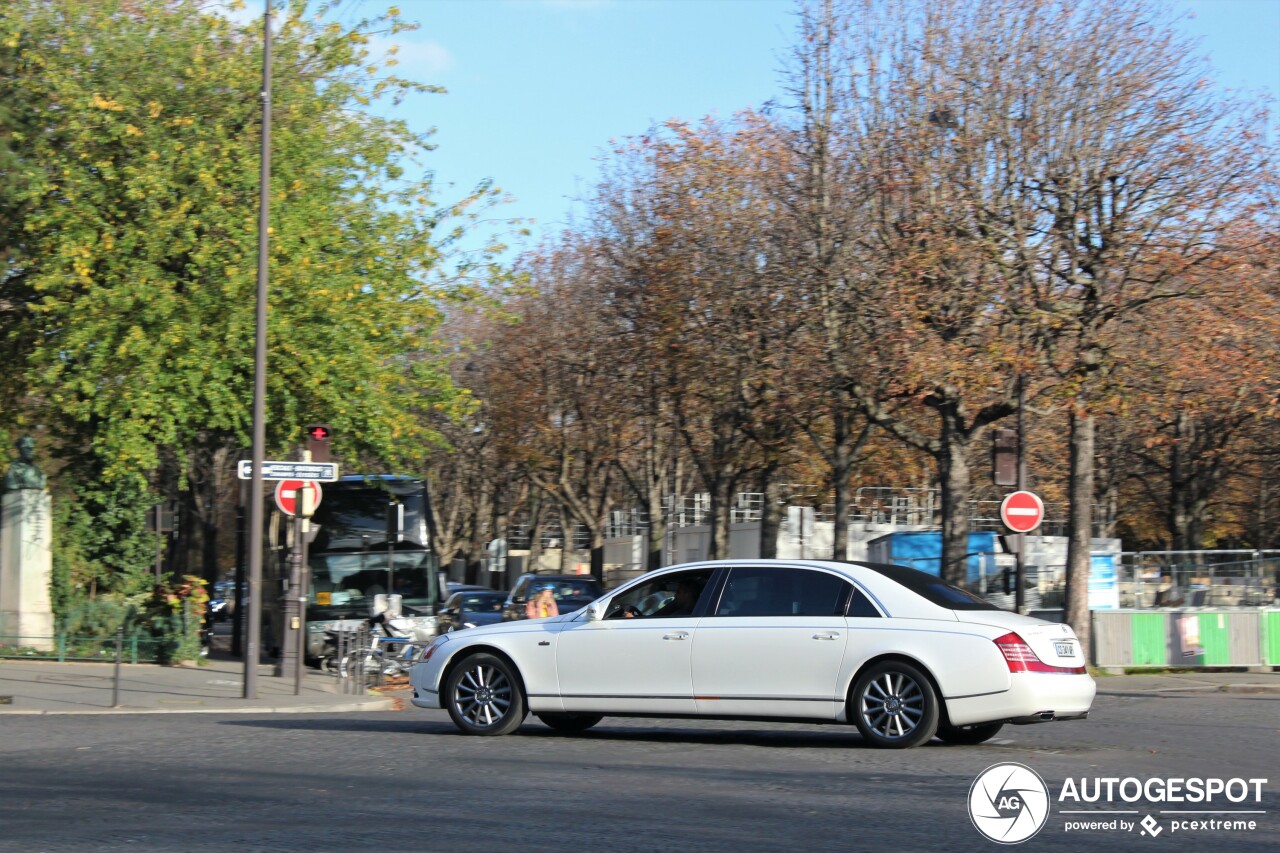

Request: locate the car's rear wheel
(851, 660), (939, 749)
(444, 652), (526, 736)
(935, 720), (1004, 745)
(536, 712), (604, 734)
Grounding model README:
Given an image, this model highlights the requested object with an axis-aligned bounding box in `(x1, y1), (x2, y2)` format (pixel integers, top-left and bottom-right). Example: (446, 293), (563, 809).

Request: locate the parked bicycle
(334, 605), (432, 684)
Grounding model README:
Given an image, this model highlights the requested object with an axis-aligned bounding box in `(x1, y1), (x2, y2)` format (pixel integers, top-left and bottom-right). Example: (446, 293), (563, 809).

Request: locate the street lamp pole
(244, 2), (272, 700)
(1015, 375), (1028, 614)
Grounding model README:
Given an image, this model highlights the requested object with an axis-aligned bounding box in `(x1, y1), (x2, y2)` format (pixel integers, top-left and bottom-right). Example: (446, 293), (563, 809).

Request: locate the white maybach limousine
(409, 559), (1096, 748)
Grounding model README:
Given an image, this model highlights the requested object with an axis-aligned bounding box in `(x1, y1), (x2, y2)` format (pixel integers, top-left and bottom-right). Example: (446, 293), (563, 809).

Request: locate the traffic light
(305, 424), (332, 463)
(992, 428), (1017, 486)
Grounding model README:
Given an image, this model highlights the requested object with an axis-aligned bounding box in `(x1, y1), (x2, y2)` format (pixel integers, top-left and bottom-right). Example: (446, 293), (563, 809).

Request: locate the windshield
(455, 592), (506, 612)
(860, 562), (1002, 611)
(309, 550), (438, 612)
(539, 578), (602, 601)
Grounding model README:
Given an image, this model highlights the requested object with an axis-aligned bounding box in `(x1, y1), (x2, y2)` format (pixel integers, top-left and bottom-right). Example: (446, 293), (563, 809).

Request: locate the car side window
(604, 570), (714, 619)
(713, 567), (851, 617)
(511, 578), (529, 600)
(846, 586), (881, 618)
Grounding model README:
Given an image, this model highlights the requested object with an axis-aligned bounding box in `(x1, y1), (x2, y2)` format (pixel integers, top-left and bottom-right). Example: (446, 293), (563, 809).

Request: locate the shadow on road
(219, 715), (1013, 750)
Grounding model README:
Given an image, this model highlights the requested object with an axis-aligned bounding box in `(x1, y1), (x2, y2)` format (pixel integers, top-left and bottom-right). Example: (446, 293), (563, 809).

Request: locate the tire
(850, 660), (940, 749)
(536, 712), (604, 734)
(935, 720), (1004, 745)
(443, 652), (526, 736)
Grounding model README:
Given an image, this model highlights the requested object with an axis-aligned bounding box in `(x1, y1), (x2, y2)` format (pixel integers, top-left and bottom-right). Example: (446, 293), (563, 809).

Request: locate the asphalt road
(0, 690), (1274, 852)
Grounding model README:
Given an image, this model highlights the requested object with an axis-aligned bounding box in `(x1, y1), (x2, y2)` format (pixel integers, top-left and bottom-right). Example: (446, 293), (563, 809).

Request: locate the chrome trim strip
(944, 689), (1005, 700)
(541, 693), (834, 702)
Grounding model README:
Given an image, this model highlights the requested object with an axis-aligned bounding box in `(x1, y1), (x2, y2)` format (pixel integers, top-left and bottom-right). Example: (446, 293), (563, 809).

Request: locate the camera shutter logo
(969, 762), (1051, 844)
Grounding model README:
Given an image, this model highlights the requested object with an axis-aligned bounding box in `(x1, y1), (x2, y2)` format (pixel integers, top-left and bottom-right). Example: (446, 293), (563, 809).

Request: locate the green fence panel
(1267, 612), (1280, 666)
(1130, 612), (1167, 666)
(1196, 613), (1231, 665)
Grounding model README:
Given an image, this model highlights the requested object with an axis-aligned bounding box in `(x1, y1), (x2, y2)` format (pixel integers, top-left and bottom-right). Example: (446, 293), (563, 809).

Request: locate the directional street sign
(1000, 490), (1045, 534)
(237, 460), (340, 482)
(275, 479), (322, 517)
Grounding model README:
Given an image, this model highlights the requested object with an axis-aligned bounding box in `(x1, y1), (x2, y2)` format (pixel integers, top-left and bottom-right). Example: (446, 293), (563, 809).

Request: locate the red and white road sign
(999, 490), (1044, 534)
(275, 479), (322, 517)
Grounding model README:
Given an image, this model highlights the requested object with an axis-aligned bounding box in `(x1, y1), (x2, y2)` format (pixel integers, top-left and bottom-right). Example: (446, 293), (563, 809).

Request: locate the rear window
(860, 562), (1002, 611)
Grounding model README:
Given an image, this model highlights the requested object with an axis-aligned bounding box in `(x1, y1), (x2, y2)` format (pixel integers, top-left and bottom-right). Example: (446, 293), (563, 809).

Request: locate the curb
(1097, 683), (1280, 697)
(0, 697), (396, 715)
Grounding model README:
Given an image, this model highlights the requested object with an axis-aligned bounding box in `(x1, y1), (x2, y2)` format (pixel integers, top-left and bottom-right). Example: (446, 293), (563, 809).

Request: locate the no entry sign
(275, 479), (322, 517)
(999, 490), (1044, 534)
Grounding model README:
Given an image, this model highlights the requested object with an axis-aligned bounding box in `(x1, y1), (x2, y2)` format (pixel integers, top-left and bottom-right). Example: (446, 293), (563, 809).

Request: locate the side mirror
(586, 601), (605, 622)
(511, 595), (526, 605)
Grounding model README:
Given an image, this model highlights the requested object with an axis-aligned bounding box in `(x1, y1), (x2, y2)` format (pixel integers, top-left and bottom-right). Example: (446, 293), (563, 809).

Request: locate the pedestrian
(525, 584), (560, 619)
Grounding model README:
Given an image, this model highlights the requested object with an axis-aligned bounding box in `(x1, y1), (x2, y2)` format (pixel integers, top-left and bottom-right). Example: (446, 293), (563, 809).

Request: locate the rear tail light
(994, 632), (1087, 674)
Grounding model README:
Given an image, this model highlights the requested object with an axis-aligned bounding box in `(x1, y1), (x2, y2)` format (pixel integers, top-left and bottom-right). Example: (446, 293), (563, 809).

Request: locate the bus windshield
(310, 550), (439, 613)
(305, 476), (440, 617)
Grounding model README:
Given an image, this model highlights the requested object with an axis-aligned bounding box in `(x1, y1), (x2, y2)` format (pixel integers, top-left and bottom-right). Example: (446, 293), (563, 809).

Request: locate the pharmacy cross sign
(999, 490), (1044, 534)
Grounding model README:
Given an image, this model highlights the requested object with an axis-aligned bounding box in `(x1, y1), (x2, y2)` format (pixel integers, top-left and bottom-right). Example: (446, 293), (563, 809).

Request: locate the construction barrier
(1092, 609), (1280, 668)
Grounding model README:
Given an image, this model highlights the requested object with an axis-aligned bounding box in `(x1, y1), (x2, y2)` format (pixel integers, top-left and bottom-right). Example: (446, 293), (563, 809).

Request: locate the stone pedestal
(0, 490), (55, 651)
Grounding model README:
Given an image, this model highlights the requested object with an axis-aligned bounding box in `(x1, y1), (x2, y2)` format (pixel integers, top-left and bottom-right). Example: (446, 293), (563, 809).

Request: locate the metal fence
(0, 633), (165, 663)
(1119, 550), (1280, 609)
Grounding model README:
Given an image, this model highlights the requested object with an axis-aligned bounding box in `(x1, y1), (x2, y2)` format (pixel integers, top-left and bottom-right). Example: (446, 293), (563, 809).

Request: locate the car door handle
(812, 632), (840, 640)
(662, 632), (689, 641)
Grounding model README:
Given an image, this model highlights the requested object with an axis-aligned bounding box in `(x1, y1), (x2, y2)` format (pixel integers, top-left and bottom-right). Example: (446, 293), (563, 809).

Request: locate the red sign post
(274, 479), (322, 517)
(999, 490), (1044, 534)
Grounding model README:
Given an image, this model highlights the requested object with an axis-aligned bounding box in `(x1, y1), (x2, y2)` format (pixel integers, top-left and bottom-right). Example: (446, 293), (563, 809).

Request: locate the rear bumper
(945, 672), (1096, 727)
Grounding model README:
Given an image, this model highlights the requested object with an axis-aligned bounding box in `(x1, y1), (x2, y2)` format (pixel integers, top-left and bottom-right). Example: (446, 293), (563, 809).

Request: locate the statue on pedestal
(1, 434), (54, 650)
(3, 436), (46, 492)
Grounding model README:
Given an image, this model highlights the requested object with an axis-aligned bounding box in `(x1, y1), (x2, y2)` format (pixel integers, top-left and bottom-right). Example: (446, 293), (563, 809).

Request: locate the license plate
(1054, 641), (1076, 657)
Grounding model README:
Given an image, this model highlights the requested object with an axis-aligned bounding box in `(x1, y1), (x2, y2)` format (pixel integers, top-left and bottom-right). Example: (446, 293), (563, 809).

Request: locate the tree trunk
(645, 475), (667, 572)
(830, 408), (854, 562)
(758, 469), (783, 560)
(1065, 407), (1094, 661)
(589, 527), (605, 583)
(937, 423), (973, 587)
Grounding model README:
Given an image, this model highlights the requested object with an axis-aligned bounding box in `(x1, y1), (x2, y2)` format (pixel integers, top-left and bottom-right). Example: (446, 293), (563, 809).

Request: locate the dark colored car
(208, 580), (244, 622)
(502, 574), (604, 622)
(439, 590), (508, 632)
(445, 582), (494, 597)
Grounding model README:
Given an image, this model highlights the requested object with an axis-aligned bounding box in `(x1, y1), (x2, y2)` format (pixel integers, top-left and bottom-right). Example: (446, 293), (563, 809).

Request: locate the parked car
(208, 580), (243, 622)
(439, 590), (508, 633)
(409, 559), (1095, 748)
(501, 574), (603, 622)
(445, 581), (494, 597)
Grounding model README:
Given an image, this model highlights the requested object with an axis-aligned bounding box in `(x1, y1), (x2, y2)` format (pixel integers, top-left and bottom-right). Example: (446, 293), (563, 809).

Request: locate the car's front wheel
(850, 660), (939, 749)
(536, 712), (604, 734)
(443, 652), (526, 736)
(935, 720), (1004, 745)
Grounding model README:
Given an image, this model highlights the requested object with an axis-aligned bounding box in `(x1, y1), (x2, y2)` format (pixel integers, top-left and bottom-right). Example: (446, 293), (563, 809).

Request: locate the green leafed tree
(0, 0), (490, 595)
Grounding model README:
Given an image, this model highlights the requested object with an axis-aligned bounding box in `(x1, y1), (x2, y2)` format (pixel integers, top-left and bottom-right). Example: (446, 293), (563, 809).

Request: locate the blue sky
(348, 0), (1280, 258)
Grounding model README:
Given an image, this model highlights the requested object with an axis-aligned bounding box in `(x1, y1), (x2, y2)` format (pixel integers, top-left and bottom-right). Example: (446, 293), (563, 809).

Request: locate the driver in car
(623, 578), (701, 618)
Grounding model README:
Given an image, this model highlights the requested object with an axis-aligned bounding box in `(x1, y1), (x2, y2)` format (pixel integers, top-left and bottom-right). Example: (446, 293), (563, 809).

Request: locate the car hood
(461, 612), (504, 626)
